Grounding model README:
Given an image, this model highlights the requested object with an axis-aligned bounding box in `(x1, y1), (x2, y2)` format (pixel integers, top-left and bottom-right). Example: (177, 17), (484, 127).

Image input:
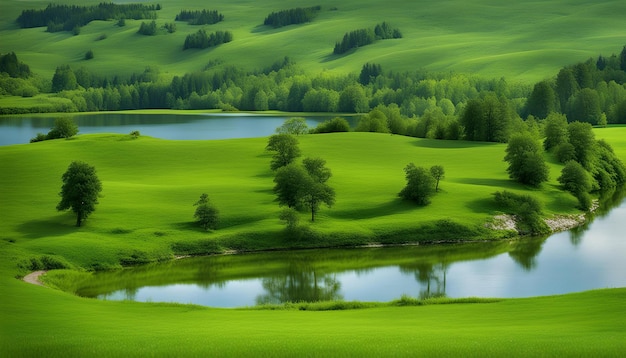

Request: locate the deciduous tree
(399, 163), (436, 205)
(266, 134), (301, 170)
(57, 161), (102, 227)
(504, 134), (549, 187)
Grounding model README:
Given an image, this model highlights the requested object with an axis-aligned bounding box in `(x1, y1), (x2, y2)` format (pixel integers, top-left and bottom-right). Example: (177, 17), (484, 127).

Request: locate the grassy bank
(0, 130), (586, 269)
(1, 128), (626, 356)
(2, 0), (625, 81)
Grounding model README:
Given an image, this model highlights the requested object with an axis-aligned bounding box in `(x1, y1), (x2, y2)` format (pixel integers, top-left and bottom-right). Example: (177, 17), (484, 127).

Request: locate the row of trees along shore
(3, 45), (625, 133)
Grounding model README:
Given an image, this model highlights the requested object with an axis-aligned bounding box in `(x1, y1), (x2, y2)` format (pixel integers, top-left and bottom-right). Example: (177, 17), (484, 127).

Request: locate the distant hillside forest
(16, 3), (160, 33)
(3, 45), (626, 136)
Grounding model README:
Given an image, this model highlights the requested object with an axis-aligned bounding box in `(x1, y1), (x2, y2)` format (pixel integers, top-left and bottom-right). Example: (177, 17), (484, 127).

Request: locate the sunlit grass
(1, 0), (625, 81)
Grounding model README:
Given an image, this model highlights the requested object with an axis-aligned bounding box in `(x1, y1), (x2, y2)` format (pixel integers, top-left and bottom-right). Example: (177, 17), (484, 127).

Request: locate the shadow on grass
(330, 198), (416, 220)
(465, 197), (497, 215)
(16, 214), (80, 239)
(413, 139), (500, 149)
(453, 177), (517, 188)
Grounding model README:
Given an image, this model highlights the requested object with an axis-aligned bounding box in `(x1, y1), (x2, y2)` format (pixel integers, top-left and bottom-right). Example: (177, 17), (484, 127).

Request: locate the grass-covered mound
(1, 130), (595, 269)
(1, 128), (625, 356)
(1, 0), (625, 81)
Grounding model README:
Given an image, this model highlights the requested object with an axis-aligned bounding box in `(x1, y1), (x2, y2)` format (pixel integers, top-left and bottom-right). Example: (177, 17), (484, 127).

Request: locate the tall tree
(526, 80), (556, 119)
(504, 134), (549, 187)
(555, 68), (579, 111)
(430, 165), (445, 192)
(567, 121), (596, 168)
(57, 161), (102, 227)
(266, 134), (301, 170)
(619, 45), (626, 72)
(543, 113), (569, 151)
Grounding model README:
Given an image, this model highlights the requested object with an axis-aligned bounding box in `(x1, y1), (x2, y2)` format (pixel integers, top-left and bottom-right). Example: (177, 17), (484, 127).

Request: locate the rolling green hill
(1, 0), (626, 81)
(1, 128), (625, 356)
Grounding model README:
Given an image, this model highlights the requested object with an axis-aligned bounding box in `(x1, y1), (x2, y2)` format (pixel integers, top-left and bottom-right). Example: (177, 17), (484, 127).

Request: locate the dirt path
(23, 270), (47, 286)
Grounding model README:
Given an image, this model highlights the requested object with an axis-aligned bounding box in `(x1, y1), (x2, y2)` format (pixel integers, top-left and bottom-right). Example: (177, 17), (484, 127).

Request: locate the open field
(1, 0), (626, 81)
(1, 128), (625, 356)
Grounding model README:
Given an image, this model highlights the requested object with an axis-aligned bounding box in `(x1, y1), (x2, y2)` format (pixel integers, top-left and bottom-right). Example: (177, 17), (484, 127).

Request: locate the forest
(2, 46), (626, 135)
(16, 3), (160, 33)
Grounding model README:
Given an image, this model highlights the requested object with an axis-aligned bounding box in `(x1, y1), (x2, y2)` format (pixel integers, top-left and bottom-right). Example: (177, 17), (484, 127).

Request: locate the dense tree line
(7, 45), (626, 146)
(175, 10), (224, 25)
(183, 30), (233, 50)
(263, 6), (321, 28)
(524, 46), (626, 124)
(334, 22), (401, 55)
(16, 3), (159, 33)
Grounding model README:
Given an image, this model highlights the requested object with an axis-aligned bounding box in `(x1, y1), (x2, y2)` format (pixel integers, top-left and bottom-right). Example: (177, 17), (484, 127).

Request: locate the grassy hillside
(0, 131), (581, 268)
(1, 129), (625, 356)
(1, 0), (625, 81)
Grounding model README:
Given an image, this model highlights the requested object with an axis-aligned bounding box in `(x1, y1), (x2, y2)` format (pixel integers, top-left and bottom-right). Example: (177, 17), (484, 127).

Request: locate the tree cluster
(359, 63), (382, 85)
(30, 117), (79, 143)
(399, 164), (445, 206)
(16, 3), (159, 33)
(524, 46), (626, 124)
(0, 52), (31, 78)
(175, 10), (224, 25)
(263, 6), (321, 28)
(334, 22), (401, 55)
(183, 30), (233, 50)
(137, 21), (157, 36)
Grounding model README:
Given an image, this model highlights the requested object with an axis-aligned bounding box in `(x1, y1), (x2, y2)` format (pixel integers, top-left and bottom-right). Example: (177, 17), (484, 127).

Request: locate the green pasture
(0, 130), (588, 268)
(1, 0), (625, 81)
(1, 128), (626, 356)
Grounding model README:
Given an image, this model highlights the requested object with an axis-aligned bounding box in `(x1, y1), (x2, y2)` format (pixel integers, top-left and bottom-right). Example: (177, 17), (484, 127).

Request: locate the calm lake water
(0, 113), (346, 145)
(77, 191), (626, 307)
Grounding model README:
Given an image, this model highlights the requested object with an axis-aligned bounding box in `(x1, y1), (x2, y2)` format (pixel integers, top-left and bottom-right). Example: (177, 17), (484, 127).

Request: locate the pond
(0, 113), (349, 146)
(76, 190), (626, 308)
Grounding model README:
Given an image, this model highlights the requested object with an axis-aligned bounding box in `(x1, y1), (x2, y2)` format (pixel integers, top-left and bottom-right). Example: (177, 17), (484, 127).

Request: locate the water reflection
(78, 193), (626, 307)
(0, 113), (353, 145)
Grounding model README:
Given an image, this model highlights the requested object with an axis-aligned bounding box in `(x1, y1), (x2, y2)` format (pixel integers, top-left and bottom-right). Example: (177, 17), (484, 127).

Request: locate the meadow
(1, 0), (625, 82)
(1, 128), (626, 356)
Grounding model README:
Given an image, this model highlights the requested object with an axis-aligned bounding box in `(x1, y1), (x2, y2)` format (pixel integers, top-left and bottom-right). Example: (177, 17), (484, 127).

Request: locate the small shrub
(30, 133), (48, 143)
(130, 130), (140, 139)
(96, 33), (107, 41)
(312, 117), (350, 133)
(84, 50), (94, 60)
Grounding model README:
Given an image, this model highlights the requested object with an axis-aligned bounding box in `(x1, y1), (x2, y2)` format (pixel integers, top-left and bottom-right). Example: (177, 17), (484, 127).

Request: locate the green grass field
(1, 0), (625, 81)
(1, 128), (626, 356)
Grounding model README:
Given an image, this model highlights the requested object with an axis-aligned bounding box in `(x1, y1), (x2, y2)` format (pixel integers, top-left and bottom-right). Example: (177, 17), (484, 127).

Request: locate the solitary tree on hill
(193, 193), (219, 230)
(57, 161), (102, 227)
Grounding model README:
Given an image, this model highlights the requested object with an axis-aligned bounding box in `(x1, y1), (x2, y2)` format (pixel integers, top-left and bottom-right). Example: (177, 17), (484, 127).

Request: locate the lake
(76, 190), (626, 307)
(0, 113), (348, 146)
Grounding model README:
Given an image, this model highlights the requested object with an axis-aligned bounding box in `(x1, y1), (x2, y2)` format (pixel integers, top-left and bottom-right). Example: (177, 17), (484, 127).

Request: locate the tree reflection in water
(256, 261), (342, 305)
(401, 262), (449, 299)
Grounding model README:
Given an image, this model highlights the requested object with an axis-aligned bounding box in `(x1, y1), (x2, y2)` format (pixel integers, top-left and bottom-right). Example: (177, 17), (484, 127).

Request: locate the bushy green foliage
(183, 30), (233, 50)
(175, 9), (224, 25)
(49, 117), (79, 139)
(311, 117), (351, 133)
(493, 191), (549, 235)
(355, 109), (390, 133)
(334, 22), (401, 54)
(138, 21), (157, 36)
(266, 134), (301, 170)
(84, 50), (94, 60)
(504, 134), (549, 187)
(399, 163), (436, 205)
(57, 161), (102, 227)
(263, 6), (321, 28)
(359, 63), (382, 85)
(193, 193), (219, 231)
(276, 117), (308, 135)
(0, 52), (30, 78)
